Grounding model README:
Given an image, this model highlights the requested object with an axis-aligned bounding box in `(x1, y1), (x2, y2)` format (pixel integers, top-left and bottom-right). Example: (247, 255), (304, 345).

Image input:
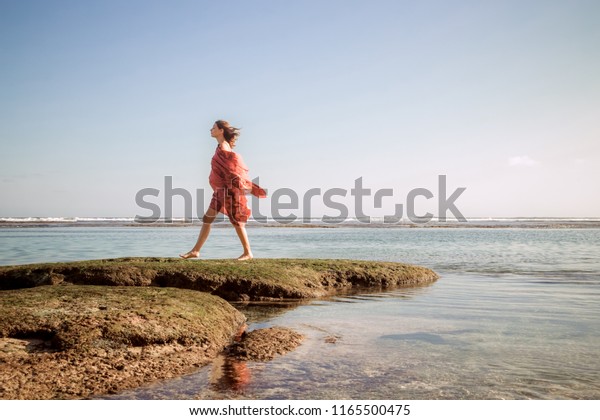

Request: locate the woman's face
(210, 123), (223, 139)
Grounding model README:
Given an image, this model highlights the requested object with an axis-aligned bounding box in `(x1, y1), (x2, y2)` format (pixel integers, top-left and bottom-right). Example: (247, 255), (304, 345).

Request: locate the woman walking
(180, 120), (266, 261)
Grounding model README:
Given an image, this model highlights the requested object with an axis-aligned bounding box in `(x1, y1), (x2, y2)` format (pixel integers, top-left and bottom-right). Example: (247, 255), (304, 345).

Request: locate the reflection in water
(320, 283), (435, 303)
(233, 300), (305, 325)
(208, 322), (252, 395)
(209, 355), (251, 394)
(232, 283), (434, 327)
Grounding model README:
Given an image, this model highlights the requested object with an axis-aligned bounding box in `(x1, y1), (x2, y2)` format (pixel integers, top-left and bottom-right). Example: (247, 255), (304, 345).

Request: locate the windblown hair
(215, 120), (241, 148)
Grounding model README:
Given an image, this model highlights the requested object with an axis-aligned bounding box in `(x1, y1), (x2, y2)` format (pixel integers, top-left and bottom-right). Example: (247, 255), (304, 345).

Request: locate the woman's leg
(233, 223), (253, 260)
(180, 208), (218, 259)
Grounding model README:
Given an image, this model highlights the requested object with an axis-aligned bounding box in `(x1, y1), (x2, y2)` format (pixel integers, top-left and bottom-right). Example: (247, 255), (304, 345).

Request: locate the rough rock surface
(0, 257), (439, 300)
(0, 258), (439, 399)
(226, 327), (305, 362)
(0, 285), (244, 399)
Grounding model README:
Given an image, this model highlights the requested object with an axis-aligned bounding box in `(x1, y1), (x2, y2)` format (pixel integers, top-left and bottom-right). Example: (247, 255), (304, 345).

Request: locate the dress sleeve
(220, 149), (247, 190)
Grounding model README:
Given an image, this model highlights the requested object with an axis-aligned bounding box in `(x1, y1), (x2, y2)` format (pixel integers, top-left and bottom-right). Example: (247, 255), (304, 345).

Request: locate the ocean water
(1, 225), (599, 399)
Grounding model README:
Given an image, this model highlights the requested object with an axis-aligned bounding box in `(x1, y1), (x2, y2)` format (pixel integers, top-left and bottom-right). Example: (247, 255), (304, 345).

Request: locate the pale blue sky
(1, 0), (599, 218)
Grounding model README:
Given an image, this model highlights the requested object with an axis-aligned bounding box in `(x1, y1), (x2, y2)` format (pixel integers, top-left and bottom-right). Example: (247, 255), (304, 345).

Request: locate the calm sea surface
(1, 226), (599, 399)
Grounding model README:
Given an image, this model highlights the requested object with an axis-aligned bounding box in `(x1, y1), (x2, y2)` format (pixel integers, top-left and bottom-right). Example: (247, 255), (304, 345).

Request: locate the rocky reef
(0, 258), (438, 399)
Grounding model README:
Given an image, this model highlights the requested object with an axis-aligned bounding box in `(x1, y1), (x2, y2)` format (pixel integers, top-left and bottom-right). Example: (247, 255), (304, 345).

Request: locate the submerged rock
(226, 327), (305, 362)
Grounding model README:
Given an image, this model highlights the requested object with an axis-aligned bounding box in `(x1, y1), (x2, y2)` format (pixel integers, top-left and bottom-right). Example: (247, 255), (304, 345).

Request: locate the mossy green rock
(0, 285), (244, 399)
(0, 285), (244, 352)
(0, 257), (439, 300)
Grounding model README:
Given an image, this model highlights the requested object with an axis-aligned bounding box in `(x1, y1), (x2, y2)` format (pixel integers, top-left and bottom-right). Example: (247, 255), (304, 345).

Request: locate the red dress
(208, 145), (266, 225)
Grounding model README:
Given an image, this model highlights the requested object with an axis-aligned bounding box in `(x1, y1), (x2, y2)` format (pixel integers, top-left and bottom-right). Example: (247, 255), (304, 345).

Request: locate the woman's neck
(216, 137), (232, 151)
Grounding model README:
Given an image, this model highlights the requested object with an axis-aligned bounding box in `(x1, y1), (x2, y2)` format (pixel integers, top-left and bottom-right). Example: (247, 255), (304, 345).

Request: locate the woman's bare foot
(237, 253), (253, 261)
(180, 250), (200, 259)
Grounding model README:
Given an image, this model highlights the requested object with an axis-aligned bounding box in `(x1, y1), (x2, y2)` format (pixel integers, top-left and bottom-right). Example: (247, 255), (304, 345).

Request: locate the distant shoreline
(2, 218), (600, 229)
